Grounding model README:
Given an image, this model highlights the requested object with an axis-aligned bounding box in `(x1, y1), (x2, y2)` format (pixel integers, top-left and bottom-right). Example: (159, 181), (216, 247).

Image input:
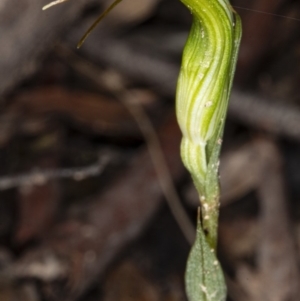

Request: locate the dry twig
(0, 155), (111, 190)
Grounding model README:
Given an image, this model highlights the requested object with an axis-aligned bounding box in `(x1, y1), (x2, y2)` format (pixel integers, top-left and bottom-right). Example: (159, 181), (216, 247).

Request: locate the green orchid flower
(176, 1), (241, 300)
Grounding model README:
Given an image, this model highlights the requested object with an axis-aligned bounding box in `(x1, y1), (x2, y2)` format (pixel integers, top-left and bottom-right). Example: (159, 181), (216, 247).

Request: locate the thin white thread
(233, 5), (300, 22)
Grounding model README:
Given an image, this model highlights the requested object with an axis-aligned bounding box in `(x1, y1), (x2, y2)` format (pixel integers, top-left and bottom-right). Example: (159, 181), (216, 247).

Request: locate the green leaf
(185, 215), (226, 301)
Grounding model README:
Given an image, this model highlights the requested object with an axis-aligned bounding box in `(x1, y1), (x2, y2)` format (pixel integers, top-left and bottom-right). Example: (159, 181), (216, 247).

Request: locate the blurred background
(0, 0), (300, 300)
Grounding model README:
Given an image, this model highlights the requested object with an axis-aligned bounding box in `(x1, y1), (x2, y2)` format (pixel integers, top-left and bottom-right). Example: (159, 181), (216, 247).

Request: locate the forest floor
(1, 0), (300, 300)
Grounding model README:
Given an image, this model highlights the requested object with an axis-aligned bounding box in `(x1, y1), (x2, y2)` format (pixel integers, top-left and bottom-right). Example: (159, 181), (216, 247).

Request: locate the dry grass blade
(77, 0), (123, 48)
(42, 0), (69, 10)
